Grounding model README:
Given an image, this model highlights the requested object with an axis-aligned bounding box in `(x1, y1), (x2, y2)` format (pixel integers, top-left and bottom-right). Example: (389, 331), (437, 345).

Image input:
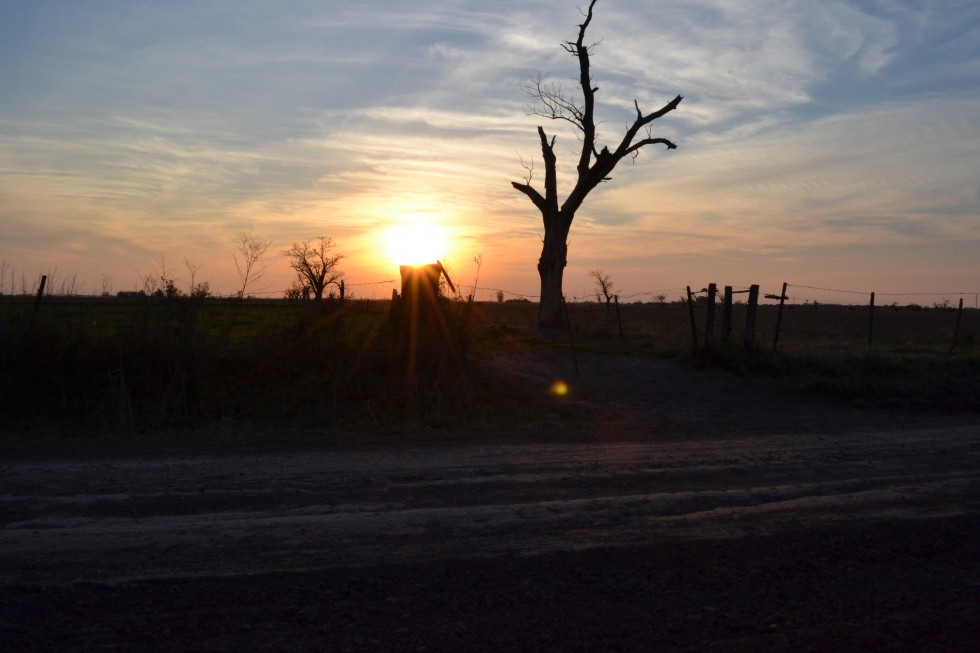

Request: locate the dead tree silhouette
(511, 0), (682, 330)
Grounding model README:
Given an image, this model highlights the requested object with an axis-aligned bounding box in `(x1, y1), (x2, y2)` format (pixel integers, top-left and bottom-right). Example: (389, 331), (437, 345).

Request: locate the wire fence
(552, 281), (979, 357)
(5, 269), (978, 309)
(3, 278), (977, 359)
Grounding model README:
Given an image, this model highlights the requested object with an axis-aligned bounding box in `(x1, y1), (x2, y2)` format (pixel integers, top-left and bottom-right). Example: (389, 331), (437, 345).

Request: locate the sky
(1, 0), (979, 305)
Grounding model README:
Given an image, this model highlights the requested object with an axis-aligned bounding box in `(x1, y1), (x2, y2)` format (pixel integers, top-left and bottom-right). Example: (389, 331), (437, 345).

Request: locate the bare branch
(518, 153), (535, 186)
(522, 74), (585, 130)
(232, 231), (272, 298)
(511, 181), (548, 214)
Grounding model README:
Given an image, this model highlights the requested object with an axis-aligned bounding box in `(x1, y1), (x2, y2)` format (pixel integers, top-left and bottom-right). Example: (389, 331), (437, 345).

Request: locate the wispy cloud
(1, 0), (978, 298)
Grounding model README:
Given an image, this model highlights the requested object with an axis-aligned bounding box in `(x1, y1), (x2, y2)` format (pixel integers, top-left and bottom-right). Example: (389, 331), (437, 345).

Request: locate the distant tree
(590, 269), (615, 305)
(190, 281), (211, 298)
(512, 0), (682, 329)
(232, 231), (272, 298)
(100, 273), (113, 297)
(138, 257), (182, 297)
(183, 257), (211, 298)
(284, 279), (309, 301)
(496, 289), (505, 303)
(281, 236), (344, 302)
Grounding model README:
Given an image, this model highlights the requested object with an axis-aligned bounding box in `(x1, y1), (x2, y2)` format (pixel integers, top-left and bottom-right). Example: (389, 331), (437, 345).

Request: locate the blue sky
(1, 0), (978, 303)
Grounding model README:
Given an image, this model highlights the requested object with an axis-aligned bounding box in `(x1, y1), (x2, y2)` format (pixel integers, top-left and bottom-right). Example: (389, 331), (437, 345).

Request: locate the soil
(2, 350), (978, 651)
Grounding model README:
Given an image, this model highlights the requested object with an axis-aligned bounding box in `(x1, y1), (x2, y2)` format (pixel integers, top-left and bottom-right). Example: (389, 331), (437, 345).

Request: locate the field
(2, 295), (978, 650)
(2, 295), (977, 432)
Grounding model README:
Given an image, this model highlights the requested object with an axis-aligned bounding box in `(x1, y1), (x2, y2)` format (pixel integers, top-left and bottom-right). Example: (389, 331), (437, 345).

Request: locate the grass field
(1, 294), (977, 433)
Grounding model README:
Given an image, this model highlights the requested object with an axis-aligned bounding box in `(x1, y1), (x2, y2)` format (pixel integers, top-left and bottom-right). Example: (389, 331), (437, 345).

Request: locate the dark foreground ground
(2, 352), (978, 651)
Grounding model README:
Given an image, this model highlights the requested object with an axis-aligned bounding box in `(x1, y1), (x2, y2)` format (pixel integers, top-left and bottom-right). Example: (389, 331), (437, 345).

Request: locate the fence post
(562, 295), (580, 377)
(867, 292), (875, 351)
(948, 298), (964, 355)
(744, 284), (759, 351)
(722, 286), (733, 343)
(704, 283), (717, 350)
(31, 274), (48, 326)
(614, 294), (624, 338)
(772, 281), (788, 352)
(686, 286), (699, 352)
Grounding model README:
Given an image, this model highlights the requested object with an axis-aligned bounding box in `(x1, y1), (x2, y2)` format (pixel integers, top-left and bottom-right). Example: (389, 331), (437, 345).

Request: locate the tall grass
(2, 296), (976, 433)
(0, 296), (483, 432)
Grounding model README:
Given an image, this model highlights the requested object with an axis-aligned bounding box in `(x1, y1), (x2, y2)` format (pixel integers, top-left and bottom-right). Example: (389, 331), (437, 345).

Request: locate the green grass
(1, 296), (977, 434)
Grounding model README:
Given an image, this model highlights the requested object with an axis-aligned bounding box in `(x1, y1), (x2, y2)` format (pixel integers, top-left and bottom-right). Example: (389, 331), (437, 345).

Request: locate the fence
(5, 279), (978, 359)
(557, 282), (978, 358)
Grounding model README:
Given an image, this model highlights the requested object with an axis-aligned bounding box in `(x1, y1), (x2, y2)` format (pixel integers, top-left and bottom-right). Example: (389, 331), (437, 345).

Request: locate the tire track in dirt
(1, 426), (977, 586)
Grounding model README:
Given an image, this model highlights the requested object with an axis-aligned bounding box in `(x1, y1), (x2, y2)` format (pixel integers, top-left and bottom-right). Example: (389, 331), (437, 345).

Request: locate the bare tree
(136, 268), (160, 295)
(232, 231), (272, 298)
(281, 236), (344, 302)
(184, 257), (206, 296)
(590, 269), (615, 305)
(137, 257), (181, 297)
(100, 273), (113, 297)
(512, 0), (682, 329)
(157, 257), (182, 297)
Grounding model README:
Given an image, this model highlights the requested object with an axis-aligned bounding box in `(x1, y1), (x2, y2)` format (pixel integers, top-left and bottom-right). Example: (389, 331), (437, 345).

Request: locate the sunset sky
(2, 1), (979, 304)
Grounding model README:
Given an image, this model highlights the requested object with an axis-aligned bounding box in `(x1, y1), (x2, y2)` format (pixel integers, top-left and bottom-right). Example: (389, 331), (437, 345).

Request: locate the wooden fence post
(867, 292), (875, 351)
(722, 286), (733, 343)
(704, 283), (717, 350)
(772, 281), (788, 352)
(948, 298), (964, 355)
(686, 286), (699, 352)
(744, 284), (759, 351)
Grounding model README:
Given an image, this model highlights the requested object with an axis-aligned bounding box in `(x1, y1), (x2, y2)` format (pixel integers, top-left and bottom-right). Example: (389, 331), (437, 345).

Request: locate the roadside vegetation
(1, 295), (977, 435)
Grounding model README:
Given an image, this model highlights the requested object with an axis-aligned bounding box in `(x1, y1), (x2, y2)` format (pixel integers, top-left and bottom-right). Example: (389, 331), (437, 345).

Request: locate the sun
(383, 221), (449, 267)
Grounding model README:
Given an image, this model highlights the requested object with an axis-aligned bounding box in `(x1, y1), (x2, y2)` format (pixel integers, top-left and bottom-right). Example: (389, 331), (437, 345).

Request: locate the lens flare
(550, 380), (569, 396)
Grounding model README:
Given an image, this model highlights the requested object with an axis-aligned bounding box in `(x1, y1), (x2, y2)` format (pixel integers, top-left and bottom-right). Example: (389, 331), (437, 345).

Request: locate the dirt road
(2, 421), (979, 651)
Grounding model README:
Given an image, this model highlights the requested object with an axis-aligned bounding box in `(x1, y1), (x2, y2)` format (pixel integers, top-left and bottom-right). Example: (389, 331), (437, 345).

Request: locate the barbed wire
(6, 278), (977, 305)
(788, 283), (979, 298)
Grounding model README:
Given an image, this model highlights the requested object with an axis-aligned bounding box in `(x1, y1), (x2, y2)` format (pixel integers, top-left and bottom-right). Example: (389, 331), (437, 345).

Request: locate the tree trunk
(537, 220), (569, 329)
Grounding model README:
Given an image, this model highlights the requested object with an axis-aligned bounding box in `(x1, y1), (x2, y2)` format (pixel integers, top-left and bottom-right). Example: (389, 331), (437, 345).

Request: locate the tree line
(0, 232), (345, 301)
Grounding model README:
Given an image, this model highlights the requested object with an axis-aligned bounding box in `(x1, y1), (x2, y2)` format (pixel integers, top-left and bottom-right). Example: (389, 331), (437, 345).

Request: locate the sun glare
(383, 221), (449, 267)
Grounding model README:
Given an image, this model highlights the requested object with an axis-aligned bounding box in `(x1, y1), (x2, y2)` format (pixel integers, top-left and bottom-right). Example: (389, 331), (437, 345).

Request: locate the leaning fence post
(867, 292), (875, 351)
(722, 286), (733, 343)
(744, 284), (759, 351)
(773, 282), (788, 352)
(31, 274), (48, 326)
(686, 286), (699, 352)
(704, 283), (717, 350)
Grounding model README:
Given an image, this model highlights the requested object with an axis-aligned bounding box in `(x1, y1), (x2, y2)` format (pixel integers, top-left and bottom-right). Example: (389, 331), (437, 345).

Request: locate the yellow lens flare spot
(549, 380), (570, 396)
